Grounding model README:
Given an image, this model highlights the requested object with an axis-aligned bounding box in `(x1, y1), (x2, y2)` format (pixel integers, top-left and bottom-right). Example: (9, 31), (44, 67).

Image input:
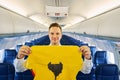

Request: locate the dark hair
(49, 23), (62, 32)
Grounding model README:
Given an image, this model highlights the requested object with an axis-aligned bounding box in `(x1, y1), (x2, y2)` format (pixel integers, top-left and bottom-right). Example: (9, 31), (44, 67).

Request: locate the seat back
(3, 49), (17, 64)
(15, 70), (34, 80)
(25, 42), (34, 47)
(95, 64), (119, 80)
(89, 46), (96, 58)
(94, 51), (107, 67)
(0, 63), (15, 80)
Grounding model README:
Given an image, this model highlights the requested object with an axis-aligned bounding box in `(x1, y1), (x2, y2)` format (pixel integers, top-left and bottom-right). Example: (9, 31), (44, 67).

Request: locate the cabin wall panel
(65, 8), (120, 37)
(0, 8), (14, 34)
(0, 7), (46, 34)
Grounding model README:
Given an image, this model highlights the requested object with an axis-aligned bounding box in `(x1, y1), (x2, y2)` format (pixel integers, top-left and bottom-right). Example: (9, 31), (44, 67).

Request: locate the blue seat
(3, 47), (33, 80)
(3, 49), (17, 64)
(95, 64), (119, 80)
(80, 43), (88, 46)
(0, 63), (15, 80)
(94, 51), (107, 67)
(40, 35), (50, 45)
(25, 42), (34, 47)
(89, 46), (96, 57)
(29, 35), (50, 45)
(15, 70), (34, 80)
(61, 35), (72, 45)
(61, 35), (82, 46)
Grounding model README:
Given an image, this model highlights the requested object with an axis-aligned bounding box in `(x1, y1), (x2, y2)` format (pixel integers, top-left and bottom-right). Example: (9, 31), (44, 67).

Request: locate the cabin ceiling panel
(0, 0), (120, 29)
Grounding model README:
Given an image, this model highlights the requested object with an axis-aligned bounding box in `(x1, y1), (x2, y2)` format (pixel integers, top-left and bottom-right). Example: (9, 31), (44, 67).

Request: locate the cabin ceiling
(0, 0), (120, 29)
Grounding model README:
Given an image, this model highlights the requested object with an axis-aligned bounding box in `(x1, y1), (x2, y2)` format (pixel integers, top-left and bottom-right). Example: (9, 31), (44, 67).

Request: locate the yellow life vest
(24, 46), (83, 80)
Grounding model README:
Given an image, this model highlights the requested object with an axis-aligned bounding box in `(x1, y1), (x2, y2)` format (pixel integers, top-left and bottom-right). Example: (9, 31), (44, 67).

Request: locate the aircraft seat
(0, 63), (15, 80)
(89, 46), (96, 57)
(94, 51), (107, 67)
(3, 49), (17, 64)
(15, 70), (34, 80)
(95, 64), (119, 80)
(25, 42), (34, 47)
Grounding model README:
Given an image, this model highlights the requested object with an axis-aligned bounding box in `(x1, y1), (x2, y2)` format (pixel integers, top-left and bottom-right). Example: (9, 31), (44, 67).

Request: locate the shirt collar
(49, 43), (61, 46)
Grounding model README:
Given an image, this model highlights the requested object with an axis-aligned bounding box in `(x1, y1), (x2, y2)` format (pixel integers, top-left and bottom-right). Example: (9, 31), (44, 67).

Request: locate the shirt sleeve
(80, 58), (93, 74)
(13, 58), (27, 72)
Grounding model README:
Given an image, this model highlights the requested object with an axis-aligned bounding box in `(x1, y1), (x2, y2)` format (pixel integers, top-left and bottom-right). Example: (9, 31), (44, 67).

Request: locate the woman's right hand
(17, 45), (31, 59)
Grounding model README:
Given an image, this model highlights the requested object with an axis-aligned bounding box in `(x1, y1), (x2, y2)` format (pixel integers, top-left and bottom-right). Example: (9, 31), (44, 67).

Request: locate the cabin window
(0, 49), (4, 63)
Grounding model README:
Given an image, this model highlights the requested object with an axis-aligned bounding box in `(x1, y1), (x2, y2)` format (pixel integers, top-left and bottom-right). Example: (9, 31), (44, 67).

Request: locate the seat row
(0, 63), (119, 80)
(0, 34), (119, 80)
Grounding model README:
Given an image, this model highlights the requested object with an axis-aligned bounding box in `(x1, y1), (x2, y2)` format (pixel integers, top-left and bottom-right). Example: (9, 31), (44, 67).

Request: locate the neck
(50, 43), (61, 46)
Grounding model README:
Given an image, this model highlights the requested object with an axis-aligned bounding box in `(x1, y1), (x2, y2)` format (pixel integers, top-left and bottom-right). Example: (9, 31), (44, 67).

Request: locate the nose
(53, 34), (57, 37)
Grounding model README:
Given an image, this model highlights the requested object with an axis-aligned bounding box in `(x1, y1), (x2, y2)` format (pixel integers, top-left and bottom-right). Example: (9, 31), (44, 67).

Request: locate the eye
(56, 33), (60, 35)
(50, 32), (54, 35)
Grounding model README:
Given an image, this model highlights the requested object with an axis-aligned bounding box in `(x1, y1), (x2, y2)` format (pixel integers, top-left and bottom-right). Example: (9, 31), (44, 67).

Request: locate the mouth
(53, 38), (57, 41)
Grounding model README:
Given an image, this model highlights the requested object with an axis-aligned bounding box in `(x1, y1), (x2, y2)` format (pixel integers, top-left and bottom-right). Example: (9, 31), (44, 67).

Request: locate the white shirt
(14, 57), (93, 74)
